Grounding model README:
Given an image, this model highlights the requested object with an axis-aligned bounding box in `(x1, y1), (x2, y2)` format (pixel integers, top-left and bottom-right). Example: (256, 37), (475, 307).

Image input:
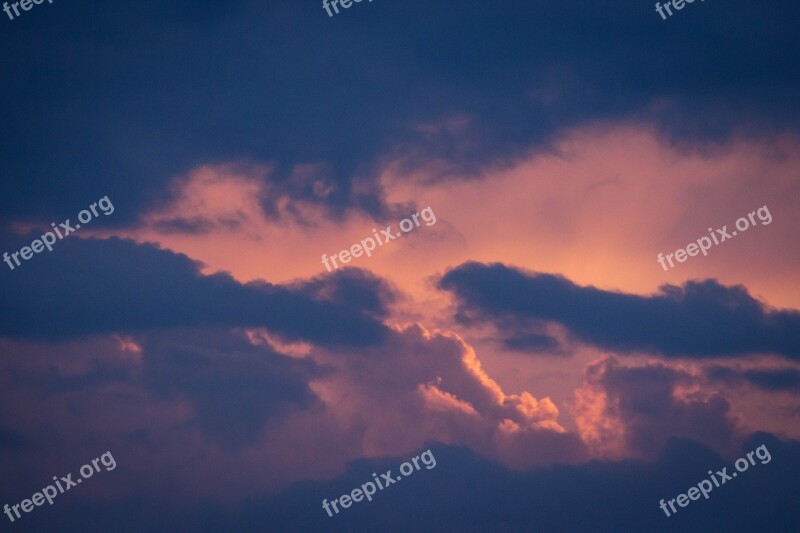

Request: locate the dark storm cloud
(0, 428), (28, 451)
(502, 332), (562, 353)
(1, 0), (798, 224)
(0, 328), (320, 450)
(706, 365), (800, 393)
(438, 262), (800, 359)
(0, 236), (390, 345)
(11, 436), (800, 532)
(584, 358), (740, 457)
(151, 217), (218, 235)
(139, 328), (320, 449)
(294, 267), (396, 320)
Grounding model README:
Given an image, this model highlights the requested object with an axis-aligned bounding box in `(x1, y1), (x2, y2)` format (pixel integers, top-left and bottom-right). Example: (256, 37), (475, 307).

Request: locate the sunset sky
(1, 1), (799, 531)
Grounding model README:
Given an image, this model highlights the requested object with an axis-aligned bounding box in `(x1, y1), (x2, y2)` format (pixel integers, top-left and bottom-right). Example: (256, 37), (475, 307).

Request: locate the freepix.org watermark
(4, 451), (116, 524)
(3, 0), (56, 22)
(657, 205), (772, 272)
(3, 195), (114, 271)
(658, 444), (771, 518)
(322, 449), (437, 517)
(321, 206), (436, 272)
(322, 0), (375, 18)
(654, 0), (705, 21)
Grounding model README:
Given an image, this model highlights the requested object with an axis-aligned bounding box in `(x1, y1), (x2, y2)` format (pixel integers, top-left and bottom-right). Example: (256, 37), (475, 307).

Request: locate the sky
(1, 0), (799, 531)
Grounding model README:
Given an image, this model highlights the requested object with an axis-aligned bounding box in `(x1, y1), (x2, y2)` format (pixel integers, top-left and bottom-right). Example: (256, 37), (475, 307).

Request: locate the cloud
(136, 328), (321, 449)
(706, 365), (800, 393)
(11, 436), (800, 532)
(575, 358), (742, 459)
(0, 328), (338, 500)
(2, 1), (799, 224)
(439, 262), (800, 359)
(0, 317), (586, 503)
(0, 328), (319, 452)
(295, 267), (396, 321)
(306, 322), (588, 468)
(501, 332), (562, 353)
(0, 236), (390, 346)
(1, 0), (798, 528)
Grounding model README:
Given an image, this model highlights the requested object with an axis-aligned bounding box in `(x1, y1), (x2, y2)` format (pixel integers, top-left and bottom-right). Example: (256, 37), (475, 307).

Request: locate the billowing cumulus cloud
(305, 322), (588, 468)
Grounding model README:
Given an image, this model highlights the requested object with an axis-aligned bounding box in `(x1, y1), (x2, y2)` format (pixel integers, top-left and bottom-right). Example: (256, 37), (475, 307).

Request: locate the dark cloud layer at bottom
(11, 435), (800, 533)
